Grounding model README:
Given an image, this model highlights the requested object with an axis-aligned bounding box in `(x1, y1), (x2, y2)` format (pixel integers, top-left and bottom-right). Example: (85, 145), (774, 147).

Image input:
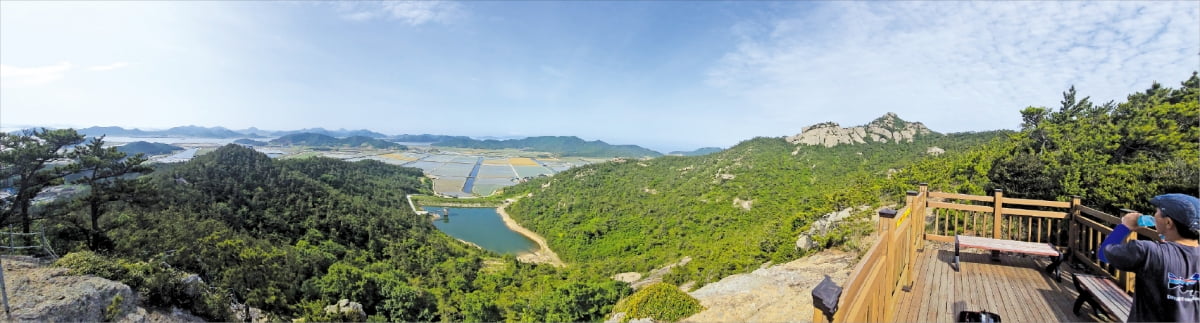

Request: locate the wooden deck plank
(983, 254), (1018, 321)
(899, 249), (929, 322)
(938, 249), (954, 322)
(915, 249), (936, 322)
(1011, 256), (1050, 322)
(891, 243), (1091, 323)
(995, 254), (1031, 323)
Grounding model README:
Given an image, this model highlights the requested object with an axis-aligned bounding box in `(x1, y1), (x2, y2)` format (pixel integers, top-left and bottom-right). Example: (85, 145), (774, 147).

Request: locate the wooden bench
(1072, 274), (1132, 322)
(954, 235), (1064, 282)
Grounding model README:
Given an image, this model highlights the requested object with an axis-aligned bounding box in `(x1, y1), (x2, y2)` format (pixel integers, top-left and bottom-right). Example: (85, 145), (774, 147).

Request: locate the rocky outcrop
(1, 256), (205, 323)
(795, 207), (857, 250)
(3, 256), (137, 322)
(324, 299), (366, 322)
(786, 112), (935, 147)
(680, 250), (856, 323)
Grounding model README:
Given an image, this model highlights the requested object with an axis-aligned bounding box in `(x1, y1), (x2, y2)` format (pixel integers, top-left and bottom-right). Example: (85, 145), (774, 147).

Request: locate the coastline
(497, 200), (565, 267)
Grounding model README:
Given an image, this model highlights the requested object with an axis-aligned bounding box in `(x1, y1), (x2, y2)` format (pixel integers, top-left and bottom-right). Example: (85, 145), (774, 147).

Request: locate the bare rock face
(2, 256), (138, 322)
(681, 250), (856, 323)
(786, 113), (934, 147)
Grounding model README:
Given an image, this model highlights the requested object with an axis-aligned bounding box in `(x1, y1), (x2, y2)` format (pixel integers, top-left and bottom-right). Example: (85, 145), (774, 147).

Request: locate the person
(1103, 193), (1199, 322)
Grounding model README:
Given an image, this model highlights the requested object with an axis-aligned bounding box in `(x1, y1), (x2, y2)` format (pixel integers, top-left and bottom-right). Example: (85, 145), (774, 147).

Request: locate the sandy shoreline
(497, 200), (565, 267)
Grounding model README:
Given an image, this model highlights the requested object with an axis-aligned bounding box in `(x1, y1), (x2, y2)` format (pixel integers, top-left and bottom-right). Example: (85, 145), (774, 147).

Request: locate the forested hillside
(6, 74), (1195, 323)
(504, 118), (1006, 286)
(116, 141), (184, 156)
(269, 133), (404, 149)
(30, 145), (625, 321)
(504, 74), (1199, 291)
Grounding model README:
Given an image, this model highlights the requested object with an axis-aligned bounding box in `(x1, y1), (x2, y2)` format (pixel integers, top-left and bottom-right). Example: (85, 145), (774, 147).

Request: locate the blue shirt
(1105, 240), (1200, 322)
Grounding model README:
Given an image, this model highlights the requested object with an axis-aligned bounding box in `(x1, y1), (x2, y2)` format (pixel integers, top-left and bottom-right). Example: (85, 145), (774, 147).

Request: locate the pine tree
(69, 136), (153, 250)
(0, 128), (84, 236)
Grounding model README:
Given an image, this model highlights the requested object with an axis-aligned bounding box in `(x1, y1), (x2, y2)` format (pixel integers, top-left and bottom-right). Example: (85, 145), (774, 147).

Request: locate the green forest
(0, 73), (1195, 322)
(269, 133), (405, 149)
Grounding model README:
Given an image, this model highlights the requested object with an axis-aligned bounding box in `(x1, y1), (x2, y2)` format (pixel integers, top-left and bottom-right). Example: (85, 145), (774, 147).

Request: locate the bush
(54, 251), (230, 321)
(104, 294), (124, 322)
(54, 251), (127, 279)
(612, 283), (704, 322)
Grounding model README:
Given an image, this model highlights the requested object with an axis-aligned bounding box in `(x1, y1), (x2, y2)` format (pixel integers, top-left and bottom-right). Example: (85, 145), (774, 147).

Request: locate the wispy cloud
(0, 61), (73, 87)
(88, 62), (129, 71)
(708, 2), (1200, 132)
(336, 1), (462, 25)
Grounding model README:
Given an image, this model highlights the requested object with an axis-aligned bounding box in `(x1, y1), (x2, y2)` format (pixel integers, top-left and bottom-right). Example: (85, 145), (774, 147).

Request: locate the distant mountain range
(78, 126), (244, 138)
(17, 126), (662, 155)
(668, 147), (724, 156)
(432, 136), (663, 158)
(38, 126), (478, 143)
(269, 133), (404, 149)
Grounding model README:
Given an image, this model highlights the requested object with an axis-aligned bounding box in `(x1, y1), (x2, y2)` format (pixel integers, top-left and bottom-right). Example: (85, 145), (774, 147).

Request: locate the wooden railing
(924, 189), (1075, 246)
(815, 186), (926, 322)
(814, 184), (1147, 321)
(1068, 205), (1157, 293)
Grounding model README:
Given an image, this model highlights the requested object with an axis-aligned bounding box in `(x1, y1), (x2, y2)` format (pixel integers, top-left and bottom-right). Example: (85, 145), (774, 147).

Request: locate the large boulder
(2, 256), (138, 322)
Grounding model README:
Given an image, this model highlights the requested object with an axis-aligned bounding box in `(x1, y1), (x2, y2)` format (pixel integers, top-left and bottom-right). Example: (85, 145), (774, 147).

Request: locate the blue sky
(2, 1), (1197, 152)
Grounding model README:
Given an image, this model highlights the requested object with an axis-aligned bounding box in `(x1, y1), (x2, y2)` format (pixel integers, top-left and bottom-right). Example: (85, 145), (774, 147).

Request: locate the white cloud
(0, 61), (73, 87)
(336, 1), (462, 25)
(88, 62), (129, 71)
(708, 2), (1200, 133)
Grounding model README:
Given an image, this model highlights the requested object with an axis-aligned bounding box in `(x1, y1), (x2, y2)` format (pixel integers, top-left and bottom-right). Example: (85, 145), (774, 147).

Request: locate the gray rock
(324, 299), (366, 322)
(786, 113), (933, 147)
(3, 257), (137, 322)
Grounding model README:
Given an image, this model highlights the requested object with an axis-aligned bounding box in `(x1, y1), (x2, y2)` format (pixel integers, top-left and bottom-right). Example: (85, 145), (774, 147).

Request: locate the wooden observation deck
(812, 184), (1158, 323)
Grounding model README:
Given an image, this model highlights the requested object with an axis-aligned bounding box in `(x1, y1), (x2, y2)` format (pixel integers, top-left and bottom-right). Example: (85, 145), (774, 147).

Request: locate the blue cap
(1150, 194), (1200, 234)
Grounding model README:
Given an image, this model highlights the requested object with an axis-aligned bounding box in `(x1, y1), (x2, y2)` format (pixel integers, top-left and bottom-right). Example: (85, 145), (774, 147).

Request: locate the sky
(1, 1), (1198, 152)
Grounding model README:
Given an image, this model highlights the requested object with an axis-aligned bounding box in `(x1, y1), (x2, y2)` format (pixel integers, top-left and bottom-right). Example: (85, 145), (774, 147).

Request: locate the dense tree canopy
(989, 73), (1199, 212)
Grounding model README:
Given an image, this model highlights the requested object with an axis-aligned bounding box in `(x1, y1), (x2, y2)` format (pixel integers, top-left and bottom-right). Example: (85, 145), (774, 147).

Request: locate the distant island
(432, 136), (662, 158)
(668, 147), (723, 156)
(269, 133), (405, 149)
(233, 138), (268, 146)
(116, 141), (185, 156)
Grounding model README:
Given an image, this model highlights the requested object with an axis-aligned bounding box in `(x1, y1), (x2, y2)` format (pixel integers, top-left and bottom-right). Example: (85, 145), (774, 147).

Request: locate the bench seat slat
(1076, 274), (1132, 322)
(956, 235), (1060, 256)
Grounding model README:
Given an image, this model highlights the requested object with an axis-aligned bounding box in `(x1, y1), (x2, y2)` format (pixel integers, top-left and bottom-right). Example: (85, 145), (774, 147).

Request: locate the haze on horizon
(2, 1), (1197, 152)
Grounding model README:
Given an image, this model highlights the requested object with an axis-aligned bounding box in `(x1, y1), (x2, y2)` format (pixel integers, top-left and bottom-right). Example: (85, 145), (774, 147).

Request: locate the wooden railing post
(1069, 196), (1081, 261)
(877, 208), (899, 323)
(992, 189), (1004, 239)
(917, 183), (928, 248)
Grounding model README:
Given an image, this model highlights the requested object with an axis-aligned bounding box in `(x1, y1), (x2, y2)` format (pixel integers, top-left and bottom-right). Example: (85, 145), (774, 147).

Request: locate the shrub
(54, 251), (126, 279)
(612, 283), (704, 322)
(104, 294), (124, 322)
(55, 251), (230, 321)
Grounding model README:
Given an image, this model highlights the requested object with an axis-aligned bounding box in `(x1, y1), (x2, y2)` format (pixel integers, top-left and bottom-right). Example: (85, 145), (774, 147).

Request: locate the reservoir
(424, 207), (537, 255)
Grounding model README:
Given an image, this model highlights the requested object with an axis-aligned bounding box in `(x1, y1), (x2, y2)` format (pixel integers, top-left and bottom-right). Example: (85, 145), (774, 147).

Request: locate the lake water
(424, 207), (537, 255)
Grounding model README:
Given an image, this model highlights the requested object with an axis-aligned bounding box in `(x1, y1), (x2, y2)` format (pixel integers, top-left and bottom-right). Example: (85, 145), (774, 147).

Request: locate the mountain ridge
(432, 136), (663, 158)
(269, 133), (405, 149)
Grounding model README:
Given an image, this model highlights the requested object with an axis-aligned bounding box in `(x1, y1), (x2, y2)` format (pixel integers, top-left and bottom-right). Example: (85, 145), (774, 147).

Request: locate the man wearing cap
(1104, 193), (1200, 322)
